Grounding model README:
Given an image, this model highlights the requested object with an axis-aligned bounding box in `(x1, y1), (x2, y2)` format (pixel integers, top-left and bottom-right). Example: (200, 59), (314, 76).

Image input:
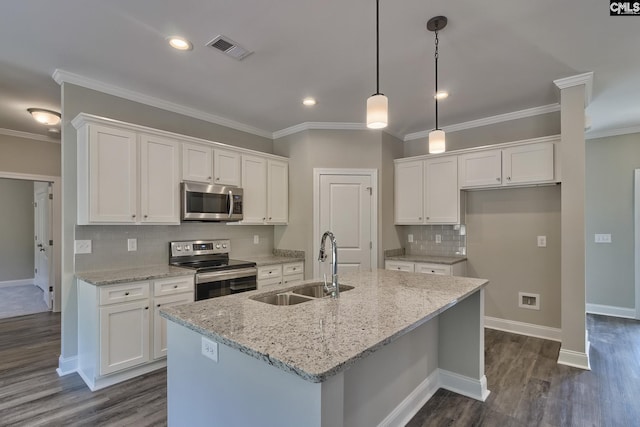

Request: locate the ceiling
(1, 0), (638, 141)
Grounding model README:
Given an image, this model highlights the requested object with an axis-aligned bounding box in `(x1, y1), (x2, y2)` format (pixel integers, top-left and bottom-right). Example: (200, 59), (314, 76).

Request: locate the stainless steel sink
(292, 282), (355, 298)
(251, 293), (314, 306)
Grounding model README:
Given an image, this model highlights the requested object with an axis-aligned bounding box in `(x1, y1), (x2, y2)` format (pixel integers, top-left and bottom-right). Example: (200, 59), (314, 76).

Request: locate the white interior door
(317, 173), (374, 278)
(34, 183), (52, 309)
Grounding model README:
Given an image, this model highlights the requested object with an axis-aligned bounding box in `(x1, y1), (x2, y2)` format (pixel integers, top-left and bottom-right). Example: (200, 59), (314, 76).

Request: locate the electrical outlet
(127, 238), (137, 251)
(595, 234), (612, 243)
(435, 234), (442, 244)
(518, 292), (540, 310)
(253, 235), (259, 244)
(201, 337), (218, 362)
(74, 240), (92, 254)
(408, 234), (414, 243)
(537, 236), (547, 247)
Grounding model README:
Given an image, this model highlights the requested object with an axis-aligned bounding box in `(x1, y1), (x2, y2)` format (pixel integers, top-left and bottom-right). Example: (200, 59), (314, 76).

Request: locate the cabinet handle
(207, 176), (212, 180)
(157, 304), (161, 307)
(426, 217), (430, 220)
(263, 217), (266, 221)
(132, 214), (136, 219)
(216, 177), (220, 181)
(174, 285), (178, 288)
(269, 217), (272, 220)
(145, 306), (149, 310)
(496, 177), (500, 181)
(507, 176), (511, 181)
(124, 292), (130, 296)
(397, 267), (401, 270)
(292, 267), (297, 271)
(144, 214), (148, 219)
(418, 217), (422, 220)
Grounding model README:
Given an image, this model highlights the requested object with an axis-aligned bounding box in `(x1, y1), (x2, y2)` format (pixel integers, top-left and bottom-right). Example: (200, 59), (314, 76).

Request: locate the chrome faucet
(318, 231), (339, 298)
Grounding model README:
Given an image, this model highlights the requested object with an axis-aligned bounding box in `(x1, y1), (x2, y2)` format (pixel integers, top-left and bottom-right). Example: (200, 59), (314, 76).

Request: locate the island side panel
(165, 321), (343, 427)
(438, 289), (489, 400)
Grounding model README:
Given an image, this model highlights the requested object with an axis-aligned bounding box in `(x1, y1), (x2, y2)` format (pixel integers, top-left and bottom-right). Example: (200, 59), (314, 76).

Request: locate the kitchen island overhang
(161, 269), (489, 427)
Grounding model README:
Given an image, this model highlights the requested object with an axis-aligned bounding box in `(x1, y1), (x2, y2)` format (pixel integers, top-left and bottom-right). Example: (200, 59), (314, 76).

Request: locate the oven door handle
(230, 283), (256, 291)
(196, 267), (257, 284)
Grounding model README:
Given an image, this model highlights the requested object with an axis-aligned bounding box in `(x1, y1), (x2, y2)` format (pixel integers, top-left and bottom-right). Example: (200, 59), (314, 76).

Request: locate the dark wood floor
(1, 313), (638, 426)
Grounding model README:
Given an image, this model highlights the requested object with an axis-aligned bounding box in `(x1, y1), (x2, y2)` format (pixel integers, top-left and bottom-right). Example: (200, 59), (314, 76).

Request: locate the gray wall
(586, 132), (640, 309)
(466, 187), (561, 328)
(273, 129), (403, 276)
(61, 83), (274, 360)
(0, 134), (61, 176)
(0, 179), (35, 282)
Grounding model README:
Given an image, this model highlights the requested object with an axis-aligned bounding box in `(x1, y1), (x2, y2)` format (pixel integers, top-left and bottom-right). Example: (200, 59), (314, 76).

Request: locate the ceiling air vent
(207, 35), (253, 60)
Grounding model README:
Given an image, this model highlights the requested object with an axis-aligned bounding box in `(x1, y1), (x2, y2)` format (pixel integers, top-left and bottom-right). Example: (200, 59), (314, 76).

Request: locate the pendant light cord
(375, 0), (381, 95)
(434, 29), (439, 130)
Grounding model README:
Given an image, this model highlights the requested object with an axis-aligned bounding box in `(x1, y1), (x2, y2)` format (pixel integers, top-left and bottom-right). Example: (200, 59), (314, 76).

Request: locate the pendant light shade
(366, 0), (388, 129)
(367, 94), (388, 129)
(427, 16), (447, 154)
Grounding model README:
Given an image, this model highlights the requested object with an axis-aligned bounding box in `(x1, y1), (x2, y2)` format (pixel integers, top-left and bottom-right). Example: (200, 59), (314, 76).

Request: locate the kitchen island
(161, 269), (489, 427)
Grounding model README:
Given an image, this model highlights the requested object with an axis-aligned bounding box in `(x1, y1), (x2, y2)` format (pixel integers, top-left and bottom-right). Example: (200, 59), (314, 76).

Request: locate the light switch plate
(435, 234), (442, 244)
(408, 234), (414, 243)
(595, 234), (612, 243)
(253, 235), (259, 244)
(74, 240), (92, 254)
(127, 238), (137, 251)
(537, 236), (547, 247)
(201, 337), (218, 362)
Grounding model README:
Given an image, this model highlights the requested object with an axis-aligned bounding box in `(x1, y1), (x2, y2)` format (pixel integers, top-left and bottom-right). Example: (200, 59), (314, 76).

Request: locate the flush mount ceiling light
(366, 0), (388, 129)
(303, 97), (317, 106)
(27, 108), (61, 126)
(168, 36), (193, 51)
(434, 91), (449, 100)
(427, 16), (448, 154)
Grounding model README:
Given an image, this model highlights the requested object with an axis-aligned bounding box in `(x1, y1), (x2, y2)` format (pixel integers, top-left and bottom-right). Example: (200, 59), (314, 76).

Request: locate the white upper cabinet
(267, 160), (288, 224)
(139, 134), (180, 223)
(395, 160), (424, 224)
(213, 148), (241, 187)
(502, 142), (554, 186)
(241, 155), (288, 225)
(80, 124), (138, 224)
(458, 149), (502, 189)
(182, 143), (213, 184)
(424, 156), (459, 224)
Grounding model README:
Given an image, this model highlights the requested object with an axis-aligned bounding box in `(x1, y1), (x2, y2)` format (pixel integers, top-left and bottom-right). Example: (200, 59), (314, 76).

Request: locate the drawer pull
(174, 285), (178, 288)
(145, 306), (149, 310)
(157, 304), (161, 307)
(124, 292), (130, 296)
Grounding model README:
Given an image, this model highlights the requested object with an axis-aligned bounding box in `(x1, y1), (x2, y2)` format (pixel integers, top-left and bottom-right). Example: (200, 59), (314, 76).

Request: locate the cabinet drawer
(257, 265), (282, 280)
(153, 276), (194, 297)
(415, 263), (452, 276)
(385, 261), (415, 272)
(283, 262), (304, 276)
(258, 277), (282, 289)
(99, 281), (149, 305)
(282, 274), (304, 286)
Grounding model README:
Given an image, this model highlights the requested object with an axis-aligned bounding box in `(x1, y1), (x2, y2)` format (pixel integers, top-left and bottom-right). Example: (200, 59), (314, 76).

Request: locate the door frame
(312, 168), (378, 279)
(634, 169), (640, 319)
(0, 171), (61, 312)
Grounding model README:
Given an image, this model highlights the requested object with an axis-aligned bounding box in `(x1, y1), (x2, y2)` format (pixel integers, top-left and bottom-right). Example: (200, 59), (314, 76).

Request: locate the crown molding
(403, 104), (561, 142)
(0, 128), (60, 144)
(272, 121), (403, 141)
(52, 69), (273, 140)
(586, 124), (640, 140)
(553, 72), (594, 106)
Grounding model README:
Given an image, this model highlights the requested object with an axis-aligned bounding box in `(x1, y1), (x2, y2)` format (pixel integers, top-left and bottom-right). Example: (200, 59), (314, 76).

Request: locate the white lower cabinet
(257, 262), (304, 289)
(78, 275), (194, 391)
(384, 260), (415, 272)
(385, 260), (466, 276)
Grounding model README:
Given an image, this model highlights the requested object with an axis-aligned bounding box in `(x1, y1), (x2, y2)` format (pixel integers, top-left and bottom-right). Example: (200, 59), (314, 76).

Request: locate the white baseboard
(56, 354), (78, 376)
(378, 369), (490, 426)
(484, 316), (562, 342)
(378, 370), (440, 427)
(0, 278), (34, 288)
(586, 303), (637, 319)
(558, 344), (591, 370)
(439, 369), (490, 402)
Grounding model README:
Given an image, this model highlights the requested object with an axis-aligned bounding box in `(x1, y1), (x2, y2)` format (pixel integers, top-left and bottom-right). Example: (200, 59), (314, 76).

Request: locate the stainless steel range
(169, 239), (257, 301)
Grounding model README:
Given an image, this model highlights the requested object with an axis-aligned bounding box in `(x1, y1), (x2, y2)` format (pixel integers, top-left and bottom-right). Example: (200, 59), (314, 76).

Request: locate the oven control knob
(176, 245), (182, 251)
(222, 244), (227, 249)
(215, 244), (221, 249)
(184, 245), (191, 251)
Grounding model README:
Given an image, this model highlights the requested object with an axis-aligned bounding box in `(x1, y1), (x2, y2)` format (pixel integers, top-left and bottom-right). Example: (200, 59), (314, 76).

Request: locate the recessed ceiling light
(168, 36), (193, 51)
(302, 97), (317, 106)
(48, 128), (60, 134)
(27, 108), (61, 126)
(434, 91), (449, 100)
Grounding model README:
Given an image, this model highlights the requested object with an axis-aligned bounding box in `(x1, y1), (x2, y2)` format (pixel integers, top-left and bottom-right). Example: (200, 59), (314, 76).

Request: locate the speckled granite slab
(76, 265), (194, 286)
(242, 254), (305, 266)
(161, 269), (487, 383)
(385, 254), (467, 265)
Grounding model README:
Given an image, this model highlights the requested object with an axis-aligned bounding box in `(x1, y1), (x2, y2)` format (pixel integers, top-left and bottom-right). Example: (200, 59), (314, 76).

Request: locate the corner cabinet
(395, 155), (460, 225)
(75, 119), (180, 225)
(241, 155), (288, 225)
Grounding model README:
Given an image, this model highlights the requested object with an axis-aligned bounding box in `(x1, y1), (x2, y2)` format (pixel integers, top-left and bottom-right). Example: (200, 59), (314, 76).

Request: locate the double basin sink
(251, 282), (354, 306)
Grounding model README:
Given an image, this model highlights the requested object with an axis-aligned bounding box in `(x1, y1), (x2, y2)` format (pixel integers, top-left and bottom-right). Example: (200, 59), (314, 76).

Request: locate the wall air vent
(207, 35), (253, 60)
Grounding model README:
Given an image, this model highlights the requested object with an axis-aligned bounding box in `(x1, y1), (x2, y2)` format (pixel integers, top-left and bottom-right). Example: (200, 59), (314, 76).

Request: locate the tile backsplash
(401, 225), (466, 256)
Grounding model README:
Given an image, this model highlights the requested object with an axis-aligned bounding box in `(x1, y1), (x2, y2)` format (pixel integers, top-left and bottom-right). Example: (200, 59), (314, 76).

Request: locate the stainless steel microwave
(181, 182), (243, 222)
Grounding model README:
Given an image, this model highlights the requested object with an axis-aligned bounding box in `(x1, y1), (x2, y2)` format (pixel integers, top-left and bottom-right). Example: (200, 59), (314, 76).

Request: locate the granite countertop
(243, 255), (305, 267)
(161, 269), (487, 383)
(76, 265), (194, 286)
(385, 254), (467, 265)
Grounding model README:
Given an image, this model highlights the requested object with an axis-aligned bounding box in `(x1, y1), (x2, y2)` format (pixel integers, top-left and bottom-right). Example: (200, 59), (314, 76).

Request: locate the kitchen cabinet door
(241, 155), (268, 224)
(384, 260), (415, 272)
(395, 160), (424, 224)
(502, 142), (554, 185)
(424, 156), (459, 224)
(83, 124), (138, 223)
(153, 292), (194, 359)
(458, 149), (502, 188)
(213, 148), (241, 187)
(182, 143), (213, 183)
(99, 300), (150, 375)
(267, 160), (288, 224)
(140, 134), (180, 224)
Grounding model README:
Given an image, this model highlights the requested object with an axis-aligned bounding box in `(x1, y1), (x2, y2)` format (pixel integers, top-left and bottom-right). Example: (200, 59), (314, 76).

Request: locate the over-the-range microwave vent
(207, 35), (253, 60)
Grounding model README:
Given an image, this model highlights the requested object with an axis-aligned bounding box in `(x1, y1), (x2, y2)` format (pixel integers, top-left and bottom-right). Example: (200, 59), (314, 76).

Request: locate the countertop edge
(385, 255), (467, 265)
(76, 266), (194, 286)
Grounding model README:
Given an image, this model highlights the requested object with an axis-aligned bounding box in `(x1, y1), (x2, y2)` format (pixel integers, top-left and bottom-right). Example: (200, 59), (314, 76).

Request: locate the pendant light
(427, 16), (447, 153)
(366, 0), (388, 129)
